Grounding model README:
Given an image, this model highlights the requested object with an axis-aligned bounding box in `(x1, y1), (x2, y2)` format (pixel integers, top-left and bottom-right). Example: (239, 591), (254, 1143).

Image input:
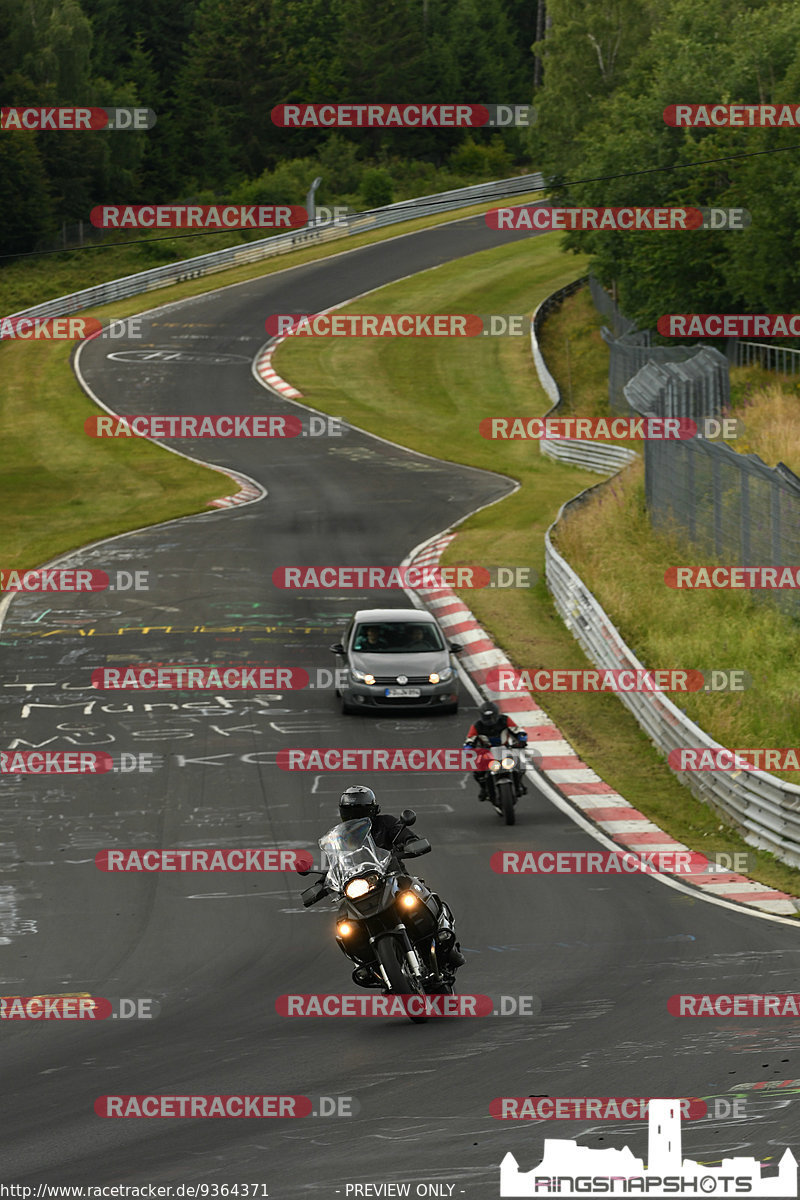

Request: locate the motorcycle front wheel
(375, 937), (428, 1024)
(496, 778), (516, 825)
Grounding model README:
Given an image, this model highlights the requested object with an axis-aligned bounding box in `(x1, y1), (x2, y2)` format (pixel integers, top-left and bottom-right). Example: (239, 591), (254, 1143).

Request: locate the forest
(3, 0), (800, 325)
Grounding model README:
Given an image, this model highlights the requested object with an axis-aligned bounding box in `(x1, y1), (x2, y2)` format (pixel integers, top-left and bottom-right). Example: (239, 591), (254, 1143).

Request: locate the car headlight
(429, 667), (453, 684)
(501, 756), (516, 770)
(350, 669), (376, 685)
(344, 875), (377, 899)
(488, 760), (501, 773)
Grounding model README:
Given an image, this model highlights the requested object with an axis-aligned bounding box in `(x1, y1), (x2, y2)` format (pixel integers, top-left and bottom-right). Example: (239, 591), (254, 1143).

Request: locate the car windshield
(319, 819), (392, 893)
(351, 621), (444, 653)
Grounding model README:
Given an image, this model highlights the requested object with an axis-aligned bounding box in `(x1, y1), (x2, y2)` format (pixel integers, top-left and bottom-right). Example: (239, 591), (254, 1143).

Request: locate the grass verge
(274, 238), (800, 900)
(1, 189), (545, 572)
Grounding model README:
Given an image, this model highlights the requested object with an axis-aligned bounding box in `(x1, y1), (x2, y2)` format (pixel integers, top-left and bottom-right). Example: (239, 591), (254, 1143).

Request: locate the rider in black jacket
(336, 785), (466, 969)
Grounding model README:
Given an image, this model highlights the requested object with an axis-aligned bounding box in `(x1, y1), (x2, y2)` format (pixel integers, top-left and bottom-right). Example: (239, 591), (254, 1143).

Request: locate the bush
(359, 167), (394, 209)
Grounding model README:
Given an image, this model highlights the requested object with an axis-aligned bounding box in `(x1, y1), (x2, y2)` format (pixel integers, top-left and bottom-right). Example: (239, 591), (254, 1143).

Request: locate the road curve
(1, 214), (798, 1197)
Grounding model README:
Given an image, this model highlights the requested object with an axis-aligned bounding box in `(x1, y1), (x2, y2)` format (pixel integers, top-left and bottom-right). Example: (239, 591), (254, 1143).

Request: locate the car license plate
(385, 687), (421, 698)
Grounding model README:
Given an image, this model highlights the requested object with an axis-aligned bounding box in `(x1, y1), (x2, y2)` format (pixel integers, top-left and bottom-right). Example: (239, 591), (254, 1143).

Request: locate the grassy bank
(274, 237), (800, 899)
(1, 190), (544, 572)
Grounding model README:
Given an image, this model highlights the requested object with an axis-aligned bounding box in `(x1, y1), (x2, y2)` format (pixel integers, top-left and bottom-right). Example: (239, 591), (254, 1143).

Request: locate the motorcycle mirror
(329, 642), (345, 654)
(400, 808), (417, 826)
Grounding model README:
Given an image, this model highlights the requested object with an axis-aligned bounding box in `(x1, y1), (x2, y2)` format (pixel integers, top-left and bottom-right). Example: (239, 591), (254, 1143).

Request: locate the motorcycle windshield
(319, 819), (392, 894)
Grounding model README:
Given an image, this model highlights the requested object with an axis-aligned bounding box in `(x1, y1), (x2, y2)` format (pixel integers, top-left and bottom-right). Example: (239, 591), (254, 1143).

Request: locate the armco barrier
(4, 173), (544, 325)
(534, 277), (800, 869)
(544, 502), (800, 867)
(530, 278), (638, 475)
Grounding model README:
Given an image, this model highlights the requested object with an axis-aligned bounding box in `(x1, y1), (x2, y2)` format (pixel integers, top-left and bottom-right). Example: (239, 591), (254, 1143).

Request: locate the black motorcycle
(300, 811), (458, 1024)
(483, 744), (528, 825)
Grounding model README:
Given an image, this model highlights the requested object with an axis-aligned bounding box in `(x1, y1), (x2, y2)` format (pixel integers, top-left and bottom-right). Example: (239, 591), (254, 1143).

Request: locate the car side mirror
(329, 642), (345, 655)
(449, 642), (463, 653)
(400, 808), (417, 826)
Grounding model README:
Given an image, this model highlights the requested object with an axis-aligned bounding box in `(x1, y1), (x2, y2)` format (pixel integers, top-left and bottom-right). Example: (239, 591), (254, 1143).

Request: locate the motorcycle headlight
(399, 891), (418, 908)
(338, 921), (353, 936)
(501, 756), (516, 770)
(344, 874), (377, 899)
(488, 760), (501, 773)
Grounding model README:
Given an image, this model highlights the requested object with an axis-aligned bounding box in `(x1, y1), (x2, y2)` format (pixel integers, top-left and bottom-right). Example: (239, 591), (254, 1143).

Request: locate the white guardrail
(5, 172), (544, 323)
(530, 277), (638, 474)
(532, 280), (800, 868)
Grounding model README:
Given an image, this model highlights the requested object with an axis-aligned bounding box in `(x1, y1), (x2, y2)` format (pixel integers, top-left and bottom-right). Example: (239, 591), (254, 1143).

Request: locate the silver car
(330, 607), (462, 715)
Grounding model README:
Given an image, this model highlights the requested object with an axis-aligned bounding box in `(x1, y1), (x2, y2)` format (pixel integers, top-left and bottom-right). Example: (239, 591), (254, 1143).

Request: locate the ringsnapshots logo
(266, 314), (529, 337)
(485, 206), (749, 231)
(498, 1097), (797, 1197)
(90, 205), (307, 230)
(1, 107), (156, 131)
(271, 103), (535, 128)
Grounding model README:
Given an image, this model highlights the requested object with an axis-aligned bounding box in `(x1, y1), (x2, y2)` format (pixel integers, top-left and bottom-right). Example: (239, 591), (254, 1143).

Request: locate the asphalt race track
(2, 214), (799, 1195)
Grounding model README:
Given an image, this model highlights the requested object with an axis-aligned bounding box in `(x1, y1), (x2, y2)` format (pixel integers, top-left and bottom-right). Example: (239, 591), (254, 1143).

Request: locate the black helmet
(478, 701), (503, 731)
(339, 785), (379, 822)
